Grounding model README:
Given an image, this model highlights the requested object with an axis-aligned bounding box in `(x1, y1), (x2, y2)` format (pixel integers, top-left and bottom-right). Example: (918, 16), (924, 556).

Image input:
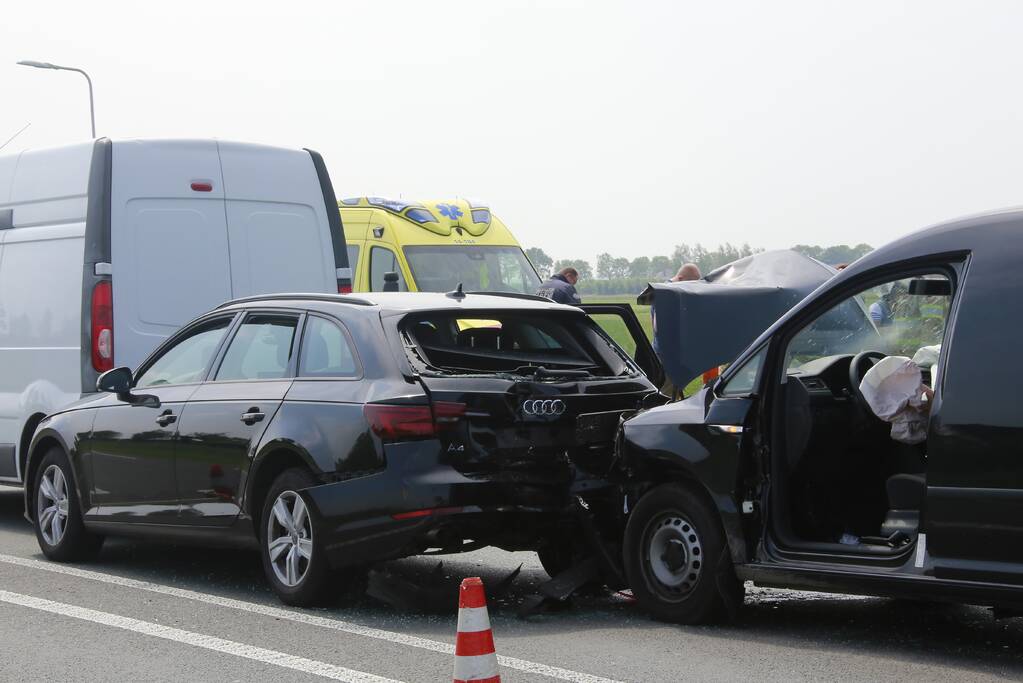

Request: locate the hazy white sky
(3, 1), (1022, 264)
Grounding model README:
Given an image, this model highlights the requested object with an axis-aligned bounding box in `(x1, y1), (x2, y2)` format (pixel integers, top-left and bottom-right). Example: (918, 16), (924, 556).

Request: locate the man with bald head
(672, 263), (702, 282)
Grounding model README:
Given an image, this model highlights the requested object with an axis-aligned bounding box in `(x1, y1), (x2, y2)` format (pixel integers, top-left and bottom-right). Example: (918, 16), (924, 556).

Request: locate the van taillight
(91, 281), (113, 372)
(364, 402), (466, 440)
(338, 283), (353, 294)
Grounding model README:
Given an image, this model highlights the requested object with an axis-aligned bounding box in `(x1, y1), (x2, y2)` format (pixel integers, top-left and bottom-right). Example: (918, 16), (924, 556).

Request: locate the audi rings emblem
(522, 399), (566, 417)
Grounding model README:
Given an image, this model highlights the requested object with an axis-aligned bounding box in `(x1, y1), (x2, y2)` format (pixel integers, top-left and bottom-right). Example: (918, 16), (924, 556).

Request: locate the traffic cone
(453, 577), (501, 683)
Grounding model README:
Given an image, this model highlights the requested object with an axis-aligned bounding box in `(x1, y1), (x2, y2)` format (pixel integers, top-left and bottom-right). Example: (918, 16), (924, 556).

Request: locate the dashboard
(788, 354), (932, 399)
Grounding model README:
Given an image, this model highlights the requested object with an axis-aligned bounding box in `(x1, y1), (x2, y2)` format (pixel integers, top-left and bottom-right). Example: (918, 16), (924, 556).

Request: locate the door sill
(765, 534), (916, 567)
(738, 561), (1023, 607)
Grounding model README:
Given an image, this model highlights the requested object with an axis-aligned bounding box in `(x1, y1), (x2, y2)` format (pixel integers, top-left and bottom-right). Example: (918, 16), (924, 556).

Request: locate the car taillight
(364, 405), (434, 439)
(91, 281), (113, 372)
(338, 283), (353, 294)
(432, 401), (467, 426)
(364, 402), (466, 440)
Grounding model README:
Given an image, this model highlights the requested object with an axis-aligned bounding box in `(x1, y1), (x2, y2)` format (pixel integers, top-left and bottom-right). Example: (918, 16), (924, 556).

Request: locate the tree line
(524, 242), (873, 295)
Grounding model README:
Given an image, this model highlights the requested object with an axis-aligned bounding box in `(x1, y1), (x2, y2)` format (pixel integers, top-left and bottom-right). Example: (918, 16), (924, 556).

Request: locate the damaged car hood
(639, 250), (836, 387)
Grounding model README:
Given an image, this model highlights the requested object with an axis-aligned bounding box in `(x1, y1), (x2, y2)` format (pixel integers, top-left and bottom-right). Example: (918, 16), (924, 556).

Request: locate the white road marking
(0, 553), (622, 683)
(0, 589), (402, 683)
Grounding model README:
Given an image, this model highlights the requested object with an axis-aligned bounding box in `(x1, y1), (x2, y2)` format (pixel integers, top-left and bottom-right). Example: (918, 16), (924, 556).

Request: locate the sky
(3, 0), (1023, 266)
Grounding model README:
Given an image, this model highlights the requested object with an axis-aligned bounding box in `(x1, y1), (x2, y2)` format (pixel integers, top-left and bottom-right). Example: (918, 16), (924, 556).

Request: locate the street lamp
(17, 60), (96, 138)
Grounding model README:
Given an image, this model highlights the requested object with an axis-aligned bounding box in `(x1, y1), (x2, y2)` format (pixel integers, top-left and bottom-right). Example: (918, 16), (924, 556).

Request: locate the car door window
(588, 313), (641, 356)
(370, 246), (406, 291)
(785, 273), (952, 370)
(719, 345), (767, 397)
(215, 314), (299, 381)
(135, 318), (233, 388)
(578, 304), (664, 387)
(298, 316), (360, 378)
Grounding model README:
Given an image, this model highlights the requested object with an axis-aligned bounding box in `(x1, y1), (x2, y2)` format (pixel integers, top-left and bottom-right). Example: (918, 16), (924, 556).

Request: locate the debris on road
(366, 561), (521, 614)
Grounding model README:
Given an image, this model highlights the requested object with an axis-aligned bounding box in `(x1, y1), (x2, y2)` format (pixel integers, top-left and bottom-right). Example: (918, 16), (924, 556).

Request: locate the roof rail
(216, 293), (376, 309)
(465, 291), (553, 303)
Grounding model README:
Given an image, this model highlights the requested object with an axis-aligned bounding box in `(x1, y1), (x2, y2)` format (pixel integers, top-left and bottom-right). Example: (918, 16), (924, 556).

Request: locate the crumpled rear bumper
(301, 440), (570, 568)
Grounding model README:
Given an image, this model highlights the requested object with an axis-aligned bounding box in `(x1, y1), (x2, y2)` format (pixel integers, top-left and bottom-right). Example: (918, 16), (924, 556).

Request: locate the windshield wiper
(512, 365), (592, 378)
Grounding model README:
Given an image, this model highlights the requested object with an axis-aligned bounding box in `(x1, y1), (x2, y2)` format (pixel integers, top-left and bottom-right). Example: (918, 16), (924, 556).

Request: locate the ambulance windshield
(403, 246), (541, 294)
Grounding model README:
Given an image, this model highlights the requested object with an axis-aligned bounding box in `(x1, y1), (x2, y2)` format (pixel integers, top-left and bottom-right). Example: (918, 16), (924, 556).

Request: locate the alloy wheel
(645, 513), (703, 599)
(37, 464), (70, 546)
(266, 490), (313, 587)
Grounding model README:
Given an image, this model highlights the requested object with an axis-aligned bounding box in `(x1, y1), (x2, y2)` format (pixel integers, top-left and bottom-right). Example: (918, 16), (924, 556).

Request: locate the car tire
(537, 541), (607, 595)
(623, 482), (742, 624)
(260, 468), (333, 606)
(537, 542), (575, 579)
(32, 447), (103, 562)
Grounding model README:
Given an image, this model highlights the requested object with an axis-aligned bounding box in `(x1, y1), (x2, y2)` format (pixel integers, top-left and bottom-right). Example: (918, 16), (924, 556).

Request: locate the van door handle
(240, 410), (265, 425)
(156, 411), (177, 427)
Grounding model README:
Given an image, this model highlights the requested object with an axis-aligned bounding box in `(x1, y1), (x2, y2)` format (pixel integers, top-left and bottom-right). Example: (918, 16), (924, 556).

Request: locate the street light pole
(17, 60), (96, 138)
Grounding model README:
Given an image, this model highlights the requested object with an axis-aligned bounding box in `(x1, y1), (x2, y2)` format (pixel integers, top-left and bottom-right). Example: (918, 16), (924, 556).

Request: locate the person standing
(537, 266), (583, 305)
(869, 282), (906, 328)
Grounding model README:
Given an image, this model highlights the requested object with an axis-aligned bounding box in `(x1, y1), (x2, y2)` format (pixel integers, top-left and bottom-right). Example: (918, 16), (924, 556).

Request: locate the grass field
(584, 294), (652, 355)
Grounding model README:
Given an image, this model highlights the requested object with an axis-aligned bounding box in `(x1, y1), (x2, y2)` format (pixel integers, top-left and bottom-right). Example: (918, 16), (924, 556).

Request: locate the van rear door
(218, 143), (341, 297)
(111, 140), (233, 369)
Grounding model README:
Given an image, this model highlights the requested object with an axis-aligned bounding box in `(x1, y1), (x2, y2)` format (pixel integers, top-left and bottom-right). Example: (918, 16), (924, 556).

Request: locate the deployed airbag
(859, 355), (930, 445)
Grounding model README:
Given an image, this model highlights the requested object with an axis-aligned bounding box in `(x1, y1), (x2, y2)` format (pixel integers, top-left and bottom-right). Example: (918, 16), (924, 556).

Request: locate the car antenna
(446, 283), (466, 300)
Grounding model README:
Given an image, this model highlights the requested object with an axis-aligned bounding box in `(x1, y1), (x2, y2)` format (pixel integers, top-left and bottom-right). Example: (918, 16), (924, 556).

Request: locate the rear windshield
(403, 246), (541, 294)
(400, 311), (634, 378)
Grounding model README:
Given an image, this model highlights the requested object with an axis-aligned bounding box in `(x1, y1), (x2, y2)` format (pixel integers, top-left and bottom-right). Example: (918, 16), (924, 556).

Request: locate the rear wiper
(512, 365), (592, 378)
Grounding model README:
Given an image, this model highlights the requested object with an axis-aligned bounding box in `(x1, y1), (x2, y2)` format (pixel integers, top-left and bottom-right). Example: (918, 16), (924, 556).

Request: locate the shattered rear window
(400, 311), (631, 377)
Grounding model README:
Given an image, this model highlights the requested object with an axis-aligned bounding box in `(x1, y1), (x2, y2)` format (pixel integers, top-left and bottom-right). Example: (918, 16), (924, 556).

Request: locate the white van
(0, 138), (353, 485)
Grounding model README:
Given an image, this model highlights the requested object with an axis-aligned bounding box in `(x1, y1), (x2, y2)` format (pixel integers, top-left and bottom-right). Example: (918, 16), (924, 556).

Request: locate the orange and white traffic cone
(453, 577), (500, 683)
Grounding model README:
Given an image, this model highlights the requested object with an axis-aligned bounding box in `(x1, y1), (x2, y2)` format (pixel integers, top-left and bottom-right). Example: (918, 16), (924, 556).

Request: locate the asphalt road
(0, 488), (1021, 682)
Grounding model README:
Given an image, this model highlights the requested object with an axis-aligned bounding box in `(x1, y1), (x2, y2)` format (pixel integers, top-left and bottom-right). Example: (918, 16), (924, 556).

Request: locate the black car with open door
(616, 209), (1023, 623)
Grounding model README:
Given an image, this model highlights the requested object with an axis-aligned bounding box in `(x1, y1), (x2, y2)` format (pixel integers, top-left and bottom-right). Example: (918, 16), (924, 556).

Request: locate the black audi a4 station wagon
(617, 209), (1023, 623)
(23, 291), (661, 604)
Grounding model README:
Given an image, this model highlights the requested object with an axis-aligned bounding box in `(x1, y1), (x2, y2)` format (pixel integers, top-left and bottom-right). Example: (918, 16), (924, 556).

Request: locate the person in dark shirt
(537, 267), (582, 305)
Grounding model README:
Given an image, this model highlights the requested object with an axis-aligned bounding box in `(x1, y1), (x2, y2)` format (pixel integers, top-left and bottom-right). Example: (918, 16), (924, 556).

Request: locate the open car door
(579, 303), (665, 388)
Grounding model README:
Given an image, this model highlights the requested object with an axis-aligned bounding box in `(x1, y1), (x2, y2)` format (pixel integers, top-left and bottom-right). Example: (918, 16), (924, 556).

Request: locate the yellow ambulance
(339, 197), (541, 294)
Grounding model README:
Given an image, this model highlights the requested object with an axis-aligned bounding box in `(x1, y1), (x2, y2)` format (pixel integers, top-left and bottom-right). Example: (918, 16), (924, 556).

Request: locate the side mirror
(383, 271), (400, 292)
(96, 366), (134, 394)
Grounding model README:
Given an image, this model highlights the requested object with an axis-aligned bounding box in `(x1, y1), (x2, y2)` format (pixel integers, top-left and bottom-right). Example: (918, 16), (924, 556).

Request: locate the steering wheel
(848, 350), (887, 418)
